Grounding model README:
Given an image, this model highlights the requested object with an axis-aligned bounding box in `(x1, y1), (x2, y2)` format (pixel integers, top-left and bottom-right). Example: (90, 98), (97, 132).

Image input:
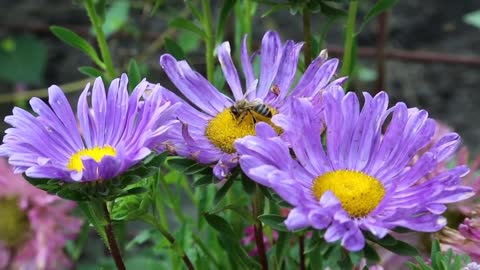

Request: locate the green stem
(302, 8), (312, 66)
(159, 175), (187, 223)
(201, 0), (215, 82)
(340, 0), (358, 79)
(243, 0), (253, 49)
(142, 215), (195, 270)
(84, 0), (117, 81)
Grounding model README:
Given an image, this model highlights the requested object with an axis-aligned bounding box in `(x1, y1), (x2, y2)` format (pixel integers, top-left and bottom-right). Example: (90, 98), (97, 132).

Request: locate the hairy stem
(299, 235), (306, 270)
(103, 203), (126, 270)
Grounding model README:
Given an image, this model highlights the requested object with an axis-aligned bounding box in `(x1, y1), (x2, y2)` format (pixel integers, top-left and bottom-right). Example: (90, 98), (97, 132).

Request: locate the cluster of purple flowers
(0, 30), (474, 264)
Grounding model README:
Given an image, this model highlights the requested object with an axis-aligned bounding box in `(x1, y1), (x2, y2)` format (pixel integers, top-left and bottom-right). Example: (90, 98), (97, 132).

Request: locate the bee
(230, 99), (274, 125)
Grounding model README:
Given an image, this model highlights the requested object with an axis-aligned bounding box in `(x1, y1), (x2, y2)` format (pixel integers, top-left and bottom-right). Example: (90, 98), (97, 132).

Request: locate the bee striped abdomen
(253, 104), (272, 118)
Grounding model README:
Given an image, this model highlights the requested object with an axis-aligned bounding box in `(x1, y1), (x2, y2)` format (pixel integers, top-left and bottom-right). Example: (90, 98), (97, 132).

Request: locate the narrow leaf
(258, 214), (289, 232)
(127, 59), (141, 91)
(169, 18), (207, 39)
(78, 66), (104, 78)
(358, 0), (399, 34)
(216, 0), (236, 43)
(50, 26), (105, 68)
(165, 38), (186, 59)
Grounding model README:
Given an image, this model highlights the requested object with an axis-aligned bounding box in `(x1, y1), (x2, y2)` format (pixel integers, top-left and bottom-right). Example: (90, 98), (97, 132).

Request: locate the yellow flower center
(312, 170), (385, 218)
(205, 106), (279, 153)
(0, 197), (30, 246)
(67, 145), (116, 172)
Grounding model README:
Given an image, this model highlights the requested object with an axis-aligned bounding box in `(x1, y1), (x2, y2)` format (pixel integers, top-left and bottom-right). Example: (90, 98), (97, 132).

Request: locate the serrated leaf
(169, 17), (207, 39)
(127, 59), (141, 91)
(50, 26), (105, 68)
(358, 0), (399, 34)
(78, 66), (104, 78)
(258, 214), (289, 232)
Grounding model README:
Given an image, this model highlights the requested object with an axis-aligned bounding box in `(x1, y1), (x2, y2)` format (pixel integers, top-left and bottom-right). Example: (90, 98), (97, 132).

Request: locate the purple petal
(217, 42), (243, 100)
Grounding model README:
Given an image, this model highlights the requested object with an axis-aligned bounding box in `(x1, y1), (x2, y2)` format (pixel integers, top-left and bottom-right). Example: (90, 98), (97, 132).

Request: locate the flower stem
(201, 0), (215, 82)
(84, 0), (117, 81)
(302, 7), (312, 66)
(340, 0), (358, 81)
(142, 215), (195, 270)
(102, 203), (126, 270)
(252, 185), (268, 270)
(299, 235), (306, 270)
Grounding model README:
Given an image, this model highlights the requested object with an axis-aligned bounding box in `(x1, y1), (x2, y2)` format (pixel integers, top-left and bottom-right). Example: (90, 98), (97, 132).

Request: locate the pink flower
(0, 158), (82, 270)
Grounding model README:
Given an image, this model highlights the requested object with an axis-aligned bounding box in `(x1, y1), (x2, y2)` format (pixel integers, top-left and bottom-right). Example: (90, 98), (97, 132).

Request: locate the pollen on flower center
(67, 145), (116, 172)
(205, 107), (278, 153)
(312, 170), (385, 218)
(0, 197), (30, 246)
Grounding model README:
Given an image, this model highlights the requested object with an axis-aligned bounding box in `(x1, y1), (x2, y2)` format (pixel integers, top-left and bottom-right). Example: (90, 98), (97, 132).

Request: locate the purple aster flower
(0, 74), (179, 182)
(235, 91), (474, 251)
(0, 158), (82, 270)
(159, 31), (340, 179)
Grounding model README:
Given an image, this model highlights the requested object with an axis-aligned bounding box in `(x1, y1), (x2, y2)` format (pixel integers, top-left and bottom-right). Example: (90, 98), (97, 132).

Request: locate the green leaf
(258, 214), (289, 232)
(463, 10), (480, 29)
(204, 213), (237, 239)
(216, 0), (236, 43)
(274, 232), (290, 266)
(165, 38), (186, 60)
(193, 174), (214, 187)
(95, 0), (107, 24)
(169, 17), (207, 39)
(101, 0), (130, 38)
(363, 242), (381, 264)
(77, 200), (109, 247)
(166, 156), (197, 171)
(0, 36), (48, 84)
(50, 26), (105, 68)
(78, 66), (104, 78)
(185, 0), (203, 21)
(214, 179), (235, 205)
(127, 59), (141, 91)
(213, 65), (226, 91)
(358, 0), (399, 34)
(125, 229), (152, 250)
(150, 0), (165, 16)
(177, 31), (201, 53)
(320, 1), (347, 18)
(389, 240), (420, 256)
